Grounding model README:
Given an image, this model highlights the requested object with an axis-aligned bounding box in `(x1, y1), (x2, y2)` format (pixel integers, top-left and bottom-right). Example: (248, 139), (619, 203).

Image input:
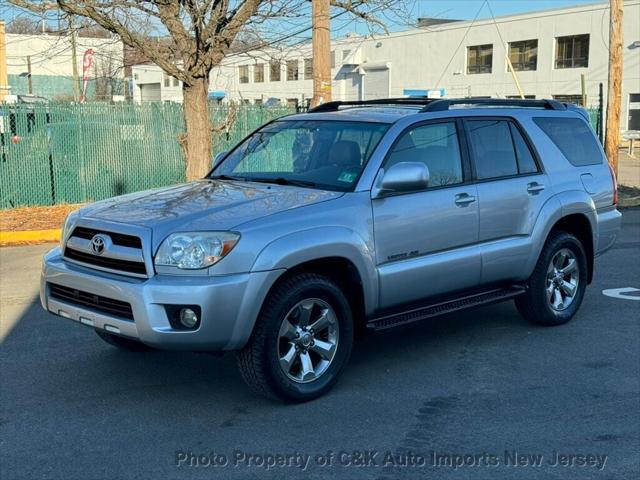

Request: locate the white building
(131, 0), (640, 130)
(4, 32), (124, 100)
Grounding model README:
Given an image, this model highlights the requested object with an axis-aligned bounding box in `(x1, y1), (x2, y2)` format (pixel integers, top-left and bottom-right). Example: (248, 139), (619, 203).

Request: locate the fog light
(180, 308), (198, 328)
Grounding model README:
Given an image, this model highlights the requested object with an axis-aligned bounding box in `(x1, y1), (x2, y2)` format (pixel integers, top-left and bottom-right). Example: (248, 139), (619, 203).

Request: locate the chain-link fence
(0, 102), (294, 208)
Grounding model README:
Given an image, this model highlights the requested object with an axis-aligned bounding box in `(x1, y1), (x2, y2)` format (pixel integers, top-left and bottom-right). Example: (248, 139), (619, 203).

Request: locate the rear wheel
(95, 329), (153, 351)
(516, 231), (588, 326)
(236, 273), (353, 402)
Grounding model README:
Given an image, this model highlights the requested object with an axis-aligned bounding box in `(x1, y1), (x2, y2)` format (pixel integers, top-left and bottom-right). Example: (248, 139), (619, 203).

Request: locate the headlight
(155, 232), (240, 270)
(60, 211), (79, 248)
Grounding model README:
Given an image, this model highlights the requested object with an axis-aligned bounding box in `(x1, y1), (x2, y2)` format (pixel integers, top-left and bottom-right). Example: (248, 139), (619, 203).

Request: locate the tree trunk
(182, 76), (212, 181)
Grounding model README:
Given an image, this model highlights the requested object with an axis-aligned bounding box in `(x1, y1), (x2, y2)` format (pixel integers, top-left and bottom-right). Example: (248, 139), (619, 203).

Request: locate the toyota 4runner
(41, 98), (622, 402)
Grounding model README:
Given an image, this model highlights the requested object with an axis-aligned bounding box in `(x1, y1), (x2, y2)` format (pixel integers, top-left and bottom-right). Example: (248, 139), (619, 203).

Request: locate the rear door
(372, 119), (481, 309)
(463, 117), (552, 284)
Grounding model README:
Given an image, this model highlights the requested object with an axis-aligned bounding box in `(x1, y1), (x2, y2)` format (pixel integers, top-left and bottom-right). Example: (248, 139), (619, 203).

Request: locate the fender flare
(251, 226), (378, 315)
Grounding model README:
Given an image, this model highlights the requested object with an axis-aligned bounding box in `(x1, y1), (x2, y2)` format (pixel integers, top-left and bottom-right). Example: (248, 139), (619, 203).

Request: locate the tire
(236, 273), (354, 402)
(95, 329), (154, 351)
(515, 231), (588, 326)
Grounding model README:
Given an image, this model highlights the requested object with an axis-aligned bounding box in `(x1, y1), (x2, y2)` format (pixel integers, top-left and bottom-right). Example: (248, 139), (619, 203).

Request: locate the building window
(508, 39), (538, 71)
(304, 58), (313, 80)
(467, 44), (493, 74)
(506, 95), (536, 99)
(239, 65), (249, 84)
(270, 61), (281, 82)
(172, 77), (179, 87)
(163, 72), (170, 87)
(286, 98), (299, 109)
(287, 60), (299, 81)
(254, 63), (264, 83)
(552, 94), (584, 106)
(555, 34), (589, 69)
(254, 99), (263, 106)
(342, 50), (351, 62)
(330, 51), (335, 68)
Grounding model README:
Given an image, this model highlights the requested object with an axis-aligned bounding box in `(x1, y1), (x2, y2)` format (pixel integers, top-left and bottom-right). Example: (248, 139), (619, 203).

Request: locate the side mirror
(377, 162), (429, 196)
(212, 151), (228, 167)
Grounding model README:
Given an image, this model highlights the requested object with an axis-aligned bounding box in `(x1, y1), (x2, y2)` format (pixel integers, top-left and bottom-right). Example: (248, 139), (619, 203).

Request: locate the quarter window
(386, 122), (463, 187)
(509, 123), (538, 174)
(533, 117), (602, 166)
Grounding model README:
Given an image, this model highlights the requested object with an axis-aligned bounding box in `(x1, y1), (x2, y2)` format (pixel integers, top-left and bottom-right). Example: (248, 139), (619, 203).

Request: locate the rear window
(533, 117), (603, 166)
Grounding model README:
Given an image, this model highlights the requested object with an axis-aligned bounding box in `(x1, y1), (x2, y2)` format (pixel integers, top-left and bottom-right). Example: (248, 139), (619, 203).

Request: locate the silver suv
(41, 98), (621, 402)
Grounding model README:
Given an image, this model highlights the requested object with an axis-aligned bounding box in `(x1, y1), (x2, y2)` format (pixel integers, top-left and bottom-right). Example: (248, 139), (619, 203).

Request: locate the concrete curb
(0, 229), (61, 247)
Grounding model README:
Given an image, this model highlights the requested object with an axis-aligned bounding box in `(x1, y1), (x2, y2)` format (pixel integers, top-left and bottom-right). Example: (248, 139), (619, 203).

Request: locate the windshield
(211, 120), (390, 191)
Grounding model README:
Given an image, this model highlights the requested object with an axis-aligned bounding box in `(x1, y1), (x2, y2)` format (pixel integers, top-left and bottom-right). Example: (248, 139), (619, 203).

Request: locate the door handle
(527, 182), (545, 194)
(454, 193), (476, 206)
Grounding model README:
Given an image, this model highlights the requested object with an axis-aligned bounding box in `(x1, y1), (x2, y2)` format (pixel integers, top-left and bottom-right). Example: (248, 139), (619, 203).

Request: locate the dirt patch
(0, 204), (83, 232)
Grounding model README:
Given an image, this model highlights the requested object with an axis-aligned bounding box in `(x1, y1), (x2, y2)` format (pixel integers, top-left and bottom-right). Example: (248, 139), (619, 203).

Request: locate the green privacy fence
(0, 102), (294, 208)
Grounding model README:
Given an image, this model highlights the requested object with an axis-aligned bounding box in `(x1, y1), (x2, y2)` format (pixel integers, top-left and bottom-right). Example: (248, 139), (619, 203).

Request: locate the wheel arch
(548, 213), (595, 283)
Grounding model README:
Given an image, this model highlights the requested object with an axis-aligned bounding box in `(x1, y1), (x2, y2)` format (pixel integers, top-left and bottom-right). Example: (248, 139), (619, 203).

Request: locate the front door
(372, 120), (481, 309)
(629, 93), (640, 131)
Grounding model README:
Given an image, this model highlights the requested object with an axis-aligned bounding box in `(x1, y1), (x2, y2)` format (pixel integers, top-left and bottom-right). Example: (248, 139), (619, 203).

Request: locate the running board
(367, 286), (526, 331)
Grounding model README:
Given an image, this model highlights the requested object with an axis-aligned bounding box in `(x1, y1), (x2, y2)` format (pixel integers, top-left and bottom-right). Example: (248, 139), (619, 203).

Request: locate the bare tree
(6, 16), (42, 34)
(8, 0), (395, 180)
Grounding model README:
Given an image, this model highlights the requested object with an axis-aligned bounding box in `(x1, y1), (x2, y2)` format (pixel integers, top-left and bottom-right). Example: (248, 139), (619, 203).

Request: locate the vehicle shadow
(1, 295), (530, 410)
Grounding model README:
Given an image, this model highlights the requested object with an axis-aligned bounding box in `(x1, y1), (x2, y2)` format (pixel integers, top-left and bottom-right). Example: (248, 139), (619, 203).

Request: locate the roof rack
(421, 98), (566, 112)
(308, 97), (437, 113)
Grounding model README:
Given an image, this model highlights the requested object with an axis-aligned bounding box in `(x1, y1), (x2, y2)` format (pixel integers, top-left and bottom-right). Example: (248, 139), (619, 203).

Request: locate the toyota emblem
(90, 234), (107, 255)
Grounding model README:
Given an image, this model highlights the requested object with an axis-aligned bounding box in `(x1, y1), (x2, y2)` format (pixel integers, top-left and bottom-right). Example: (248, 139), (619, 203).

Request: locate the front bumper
(40, 248), (283, 351)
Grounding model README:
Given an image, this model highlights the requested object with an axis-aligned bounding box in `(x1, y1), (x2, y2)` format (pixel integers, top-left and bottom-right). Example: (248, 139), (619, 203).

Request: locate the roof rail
(308, 97), (437, 113)
(421, 98), (567, 112)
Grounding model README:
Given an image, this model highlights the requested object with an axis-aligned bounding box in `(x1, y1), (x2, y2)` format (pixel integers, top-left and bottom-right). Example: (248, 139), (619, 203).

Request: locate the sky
(0, 0), (606, 40)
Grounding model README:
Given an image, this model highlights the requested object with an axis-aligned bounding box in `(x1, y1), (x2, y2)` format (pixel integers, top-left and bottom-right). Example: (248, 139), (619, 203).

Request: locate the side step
(367, 286), (526, 331)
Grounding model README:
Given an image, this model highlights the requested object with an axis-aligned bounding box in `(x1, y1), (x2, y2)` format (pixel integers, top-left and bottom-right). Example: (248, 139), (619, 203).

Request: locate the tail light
(608, 162), (618, 205)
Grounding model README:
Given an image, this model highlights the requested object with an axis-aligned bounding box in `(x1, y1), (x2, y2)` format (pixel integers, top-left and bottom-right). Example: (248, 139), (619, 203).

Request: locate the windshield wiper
(247, 177), (319, 188)
(210, 174), (246, 181)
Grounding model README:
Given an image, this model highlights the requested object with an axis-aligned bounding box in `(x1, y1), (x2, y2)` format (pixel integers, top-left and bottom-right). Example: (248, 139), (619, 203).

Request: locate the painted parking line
(602, 287), (640, 301)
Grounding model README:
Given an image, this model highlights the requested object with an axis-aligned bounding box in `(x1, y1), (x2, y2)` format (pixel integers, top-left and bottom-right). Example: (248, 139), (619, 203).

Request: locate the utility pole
(604, 0), (623, 175)
(68, 15), (80, 102)
(26, 56), (33, 95)
(311, 0), (331, 107)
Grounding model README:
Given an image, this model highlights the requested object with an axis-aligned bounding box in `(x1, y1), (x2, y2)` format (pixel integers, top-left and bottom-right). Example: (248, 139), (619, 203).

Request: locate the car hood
(81, 180), (343, 236)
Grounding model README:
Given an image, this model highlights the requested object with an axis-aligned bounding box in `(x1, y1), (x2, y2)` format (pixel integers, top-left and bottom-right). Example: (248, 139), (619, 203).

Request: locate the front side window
(212, 120), (389, 191)
(467, 44), (493, 74)
(254, 64), (264, 83)
(509, 39), (538, 71)
(239, 65), (249, 84)
(287, 60), (299, 81)
(534, 117), (602, 166)
(466, 120), (519, 179)
(555, 34), (589, 69)
(386, 122), (463, 187)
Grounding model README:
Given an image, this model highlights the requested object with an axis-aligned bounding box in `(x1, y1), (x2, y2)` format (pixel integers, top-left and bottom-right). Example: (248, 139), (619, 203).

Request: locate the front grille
(49, 283), (134, 320)
(64, 247), (147, 275)
(71, 226), (142, 249)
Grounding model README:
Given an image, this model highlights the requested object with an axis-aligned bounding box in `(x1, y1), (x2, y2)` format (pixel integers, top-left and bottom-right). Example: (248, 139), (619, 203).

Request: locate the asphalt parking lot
(1, 209), (638, 480)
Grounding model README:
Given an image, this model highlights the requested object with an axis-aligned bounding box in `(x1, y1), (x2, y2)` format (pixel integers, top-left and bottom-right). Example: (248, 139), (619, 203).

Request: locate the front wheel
(236, 273), (354, 402)
(516, 231), (588, 326)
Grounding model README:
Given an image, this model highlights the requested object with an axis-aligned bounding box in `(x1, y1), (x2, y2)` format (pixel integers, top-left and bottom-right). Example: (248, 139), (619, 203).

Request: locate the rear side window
(533, 117), (603, 166)
(466, 120), (518, 179)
